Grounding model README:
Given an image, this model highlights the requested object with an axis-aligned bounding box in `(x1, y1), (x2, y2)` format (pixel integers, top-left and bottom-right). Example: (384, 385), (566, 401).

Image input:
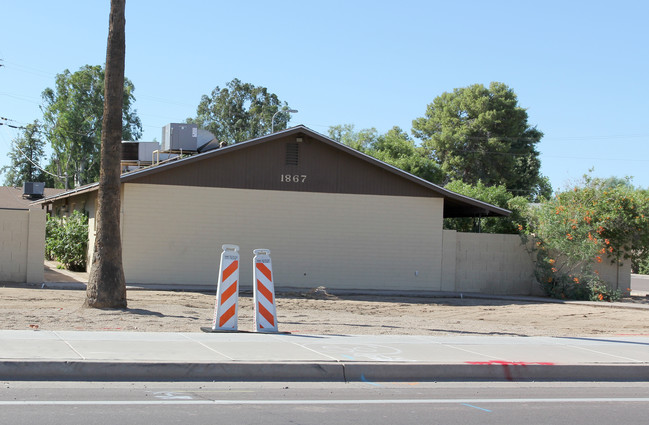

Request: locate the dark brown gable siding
(129, 134), (439, 198)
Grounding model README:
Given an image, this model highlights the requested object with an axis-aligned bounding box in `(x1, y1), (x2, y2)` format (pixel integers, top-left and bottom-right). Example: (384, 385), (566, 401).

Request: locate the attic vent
(285, 142), (299, 165)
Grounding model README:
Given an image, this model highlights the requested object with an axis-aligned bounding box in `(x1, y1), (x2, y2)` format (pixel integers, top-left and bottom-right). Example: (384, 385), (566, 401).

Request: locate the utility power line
(1, 116), (66, 180)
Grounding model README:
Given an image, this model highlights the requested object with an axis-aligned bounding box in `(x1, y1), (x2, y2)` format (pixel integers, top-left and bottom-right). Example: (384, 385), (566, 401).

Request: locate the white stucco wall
(0, 208), (45, 283)
(120, 183), (445, 290)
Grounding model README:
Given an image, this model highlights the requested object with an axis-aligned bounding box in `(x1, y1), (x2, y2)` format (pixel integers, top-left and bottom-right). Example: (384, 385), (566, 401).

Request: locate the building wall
(121, 183), (444, 290)
(0, 208), (45, 283)
(441, 230), (629, 296)
(444, 231), (540, 295)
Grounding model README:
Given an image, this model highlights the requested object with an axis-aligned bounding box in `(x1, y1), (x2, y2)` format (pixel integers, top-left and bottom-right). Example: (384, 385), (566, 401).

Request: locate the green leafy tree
(522, 175), (649, 300)
(328, 124), (379, 151)
(368, 126), (443, 184)
(1, 121), (47, 186)
(443, 180), (528, 234)
(328, 124), (443, 184)
(190, 78), (293, 144)
(412, 82), (550, 200)
(41, 64), (142, 188)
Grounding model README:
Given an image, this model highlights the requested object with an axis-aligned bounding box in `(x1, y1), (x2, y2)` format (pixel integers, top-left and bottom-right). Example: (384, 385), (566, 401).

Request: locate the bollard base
(200, 327), (291, 334)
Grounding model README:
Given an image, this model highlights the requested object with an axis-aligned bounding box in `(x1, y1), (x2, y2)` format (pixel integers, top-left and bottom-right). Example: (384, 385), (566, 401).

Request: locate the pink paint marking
(465, 360), (555, 381)
(466, 360), (555, 366)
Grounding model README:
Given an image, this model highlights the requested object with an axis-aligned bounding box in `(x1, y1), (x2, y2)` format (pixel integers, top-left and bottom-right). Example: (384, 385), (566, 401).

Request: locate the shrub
(520, 175), (648, 301)
(443, 180), (530, 234)
(45, 210), (88, 271)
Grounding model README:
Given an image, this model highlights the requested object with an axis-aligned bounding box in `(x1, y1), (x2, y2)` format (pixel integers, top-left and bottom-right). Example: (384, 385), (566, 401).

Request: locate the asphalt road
(2, 381), (649, 425)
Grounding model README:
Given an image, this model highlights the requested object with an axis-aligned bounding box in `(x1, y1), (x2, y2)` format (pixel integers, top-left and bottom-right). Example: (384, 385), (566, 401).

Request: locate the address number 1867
(281, 174), (307, 183)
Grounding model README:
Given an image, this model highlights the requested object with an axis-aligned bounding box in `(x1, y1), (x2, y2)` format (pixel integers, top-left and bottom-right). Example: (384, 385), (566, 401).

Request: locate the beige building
(38, 126), (516, 292)
(0, 186), (61, 284)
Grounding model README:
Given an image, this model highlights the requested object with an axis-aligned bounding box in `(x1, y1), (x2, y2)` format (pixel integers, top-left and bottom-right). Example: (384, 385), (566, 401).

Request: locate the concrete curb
(0, 361), (345, 382)
(2, 361), (648, 382)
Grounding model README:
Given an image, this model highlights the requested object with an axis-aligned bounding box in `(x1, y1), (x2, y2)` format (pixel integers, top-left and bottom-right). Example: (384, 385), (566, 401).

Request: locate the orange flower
(597, 226), (605, 234)
(571, 225), (577, 230)
(596, 256), (602, 263)
(573, 277), (580, 284)
(599, 248), (606, 254)
(517, 224), (523, 231)
(598, 294), (603, 301)
(566, 233), (573, 240)
(605, 239), (610, 245)
(552, 267), (558, 273)
(549, 259), (556, 264)
(594, 270), (599, 275)
(584, 216), (592, 224)
(608, 246), (614, 253)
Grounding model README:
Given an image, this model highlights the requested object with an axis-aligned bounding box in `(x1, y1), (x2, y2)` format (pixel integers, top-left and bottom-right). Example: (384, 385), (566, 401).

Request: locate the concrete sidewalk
(1, 330), (648, 382)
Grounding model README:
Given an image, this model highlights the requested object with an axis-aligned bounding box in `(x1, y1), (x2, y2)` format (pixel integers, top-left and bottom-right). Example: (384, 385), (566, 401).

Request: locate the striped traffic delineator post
(211, 244), (240, 331)
(253, 249), (278, 333)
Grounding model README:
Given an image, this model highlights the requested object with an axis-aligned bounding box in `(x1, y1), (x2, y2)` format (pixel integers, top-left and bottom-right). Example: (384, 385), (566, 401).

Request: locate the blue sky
(1, 0), (648, 191)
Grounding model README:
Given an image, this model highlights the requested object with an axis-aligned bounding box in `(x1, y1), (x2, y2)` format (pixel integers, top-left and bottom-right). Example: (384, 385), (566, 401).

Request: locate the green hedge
(46, 210), (88, 272)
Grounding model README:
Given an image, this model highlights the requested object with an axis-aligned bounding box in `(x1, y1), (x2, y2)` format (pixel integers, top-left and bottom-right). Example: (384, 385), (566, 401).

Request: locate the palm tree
(85, 0), (127, 308)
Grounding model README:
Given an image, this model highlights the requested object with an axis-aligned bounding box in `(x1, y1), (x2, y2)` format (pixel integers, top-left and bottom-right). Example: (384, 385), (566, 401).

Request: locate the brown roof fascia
(34, 125), (510, 217)
(31, 183), (99, 206)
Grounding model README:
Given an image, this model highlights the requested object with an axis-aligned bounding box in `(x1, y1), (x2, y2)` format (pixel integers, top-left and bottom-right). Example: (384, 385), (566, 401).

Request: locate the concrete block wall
(0, 208), (45, 283)
(120, 184), (444, 290)
(441, 230), (630, 296)
(442, 230), (539, 295)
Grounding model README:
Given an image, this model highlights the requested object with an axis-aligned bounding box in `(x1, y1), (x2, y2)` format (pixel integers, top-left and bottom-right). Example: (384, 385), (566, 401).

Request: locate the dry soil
(2, 285), (649, 337)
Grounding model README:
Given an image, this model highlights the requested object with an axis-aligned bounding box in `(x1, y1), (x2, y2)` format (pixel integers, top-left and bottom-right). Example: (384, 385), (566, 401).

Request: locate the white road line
(1, 398), (649, 406)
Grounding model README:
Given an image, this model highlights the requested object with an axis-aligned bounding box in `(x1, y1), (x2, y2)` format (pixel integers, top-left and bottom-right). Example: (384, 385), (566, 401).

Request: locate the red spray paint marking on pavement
(465, 360), (555, 381)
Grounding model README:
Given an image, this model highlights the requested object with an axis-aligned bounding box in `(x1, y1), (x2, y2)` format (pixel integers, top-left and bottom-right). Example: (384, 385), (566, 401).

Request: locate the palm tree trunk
(85, 0), (127, 308)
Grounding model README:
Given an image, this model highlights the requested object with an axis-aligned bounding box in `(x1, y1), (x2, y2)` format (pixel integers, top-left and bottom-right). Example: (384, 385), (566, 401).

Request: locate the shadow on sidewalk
(44, 260), (88, 284)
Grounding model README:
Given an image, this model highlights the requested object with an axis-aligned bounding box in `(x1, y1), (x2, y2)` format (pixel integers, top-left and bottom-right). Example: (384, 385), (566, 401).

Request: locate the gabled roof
(35, 125), (509, 218)
(0, 186), (65, 210)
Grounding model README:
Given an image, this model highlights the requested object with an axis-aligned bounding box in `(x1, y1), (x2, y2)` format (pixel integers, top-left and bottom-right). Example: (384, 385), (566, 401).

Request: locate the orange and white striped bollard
(212, 244), (240, 331)
(253, 249), (278, 332)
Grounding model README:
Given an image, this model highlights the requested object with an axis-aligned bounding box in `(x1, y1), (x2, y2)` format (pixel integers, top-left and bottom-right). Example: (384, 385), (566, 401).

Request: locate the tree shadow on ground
(276, 291), (548, 308)
(121, 308), (199, 320)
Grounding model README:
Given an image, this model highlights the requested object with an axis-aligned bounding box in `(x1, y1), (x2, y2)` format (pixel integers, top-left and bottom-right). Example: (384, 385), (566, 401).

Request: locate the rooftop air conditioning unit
(23, 182), (45, 199)
(161, 123), (198, 152)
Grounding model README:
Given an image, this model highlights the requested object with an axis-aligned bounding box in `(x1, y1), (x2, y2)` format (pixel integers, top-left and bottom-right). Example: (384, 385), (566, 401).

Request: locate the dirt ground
(2, 284), (649, 337)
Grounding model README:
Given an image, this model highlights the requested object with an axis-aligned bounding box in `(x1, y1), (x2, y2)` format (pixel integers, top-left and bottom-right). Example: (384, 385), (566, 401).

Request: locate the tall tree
(368, 126), (443, 184)
(412, 82), (550, 200)
(41, 64), (141, 188)
(1, 121), (47, 186)
(189, 78), (293, 144)
(328, 124), (379, 151)
(328, 124), (443, 183)
(85, 0), (127, 309)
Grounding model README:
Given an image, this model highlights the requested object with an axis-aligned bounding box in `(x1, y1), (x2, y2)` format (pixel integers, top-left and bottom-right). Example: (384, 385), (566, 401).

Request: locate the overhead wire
(0, 117), (67, 180)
